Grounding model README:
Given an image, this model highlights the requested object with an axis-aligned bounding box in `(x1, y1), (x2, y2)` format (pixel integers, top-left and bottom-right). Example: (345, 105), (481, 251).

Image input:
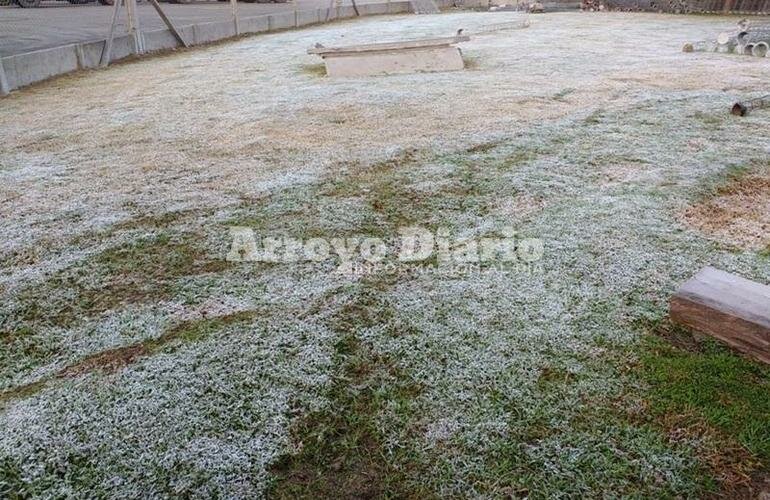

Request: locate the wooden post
(0, 58), (10, 96)
(325, 0), (333, 21)
(134, 0), (145, 54)
(126, 0), (134, 32)
(147, 0), (189, 47)
(101, 0), (124, 67)
(731, 94), (770, 116)
(126, 0), (144, 54)
(231, 0), (240, 35)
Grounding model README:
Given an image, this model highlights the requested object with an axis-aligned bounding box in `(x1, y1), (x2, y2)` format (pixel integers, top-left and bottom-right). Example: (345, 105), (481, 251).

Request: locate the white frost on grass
(0, 314), (337, 497)
(0, 11), (768, 497)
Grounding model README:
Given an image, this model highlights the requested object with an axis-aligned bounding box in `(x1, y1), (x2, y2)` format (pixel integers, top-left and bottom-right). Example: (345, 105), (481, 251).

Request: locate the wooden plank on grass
(670, 266), (770, 364)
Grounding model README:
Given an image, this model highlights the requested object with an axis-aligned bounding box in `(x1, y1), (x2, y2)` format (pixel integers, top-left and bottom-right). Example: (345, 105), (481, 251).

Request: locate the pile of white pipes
(683, 21), (770, 58)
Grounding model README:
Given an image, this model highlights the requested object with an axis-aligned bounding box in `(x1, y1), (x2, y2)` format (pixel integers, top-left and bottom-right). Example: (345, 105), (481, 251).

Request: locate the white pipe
(752, 41), (769, 57)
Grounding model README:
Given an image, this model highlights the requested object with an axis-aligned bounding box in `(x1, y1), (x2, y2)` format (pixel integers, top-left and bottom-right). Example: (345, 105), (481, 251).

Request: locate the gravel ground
(0, 11), (768, 497)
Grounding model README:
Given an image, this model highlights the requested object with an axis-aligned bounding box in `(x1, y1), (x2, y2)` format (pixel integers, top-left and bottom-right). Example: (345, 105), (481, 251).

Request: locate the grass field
(0, 11), (768, 498)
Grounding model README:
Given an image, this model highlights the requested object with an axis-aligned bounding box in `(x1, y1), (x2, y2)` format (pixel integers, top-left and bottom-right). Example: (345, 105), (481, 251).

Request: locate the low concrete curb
(0, 0), (584, 94)
(0, 0), (425, 94)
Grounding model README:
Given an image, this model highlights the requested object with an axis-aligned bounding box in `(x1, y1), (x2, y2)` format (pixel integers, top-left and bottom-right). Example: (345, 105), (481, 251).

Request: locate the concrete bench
(307, 34), (470, 77)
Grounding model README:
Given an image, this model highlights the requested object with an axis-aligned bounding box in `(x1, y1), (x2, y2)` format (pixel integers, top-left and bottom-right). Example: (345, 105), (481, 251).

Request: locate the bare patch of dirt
(661, 411), (761, 495)
(657, 407), (770, 500)
(58, 344), (148, 378)
(681, 166), (770, 251)
(650, 318), (712, 354)
(715, 469), (770, 500)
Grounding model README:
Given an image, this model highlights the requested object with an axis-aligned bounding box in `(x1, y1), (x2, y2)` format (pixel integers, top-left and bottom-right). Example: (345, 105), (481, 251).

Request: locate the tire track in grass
(270, 275), (431, 499)
(0, 311), (259, 407)
(267, 150), (438, 498)
(269, 140), (544, 497)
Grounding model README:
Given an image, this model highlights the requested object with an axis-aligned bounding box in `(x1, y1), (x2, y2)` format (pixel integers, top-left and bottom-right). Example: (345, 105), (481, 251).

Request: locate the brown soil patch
(56, 310), (255, 378)
(57, 344), (148, 378)
(651, 318), (712, 354)
(660, 411), (763, 498)
(681, 167), (770, 251)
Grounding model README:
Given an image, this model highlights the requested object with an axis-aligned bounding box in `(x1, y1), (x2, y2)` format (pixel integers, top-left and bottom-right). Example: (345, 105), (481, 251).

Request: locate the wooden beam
(670, 267), (770, 364)
(148, 0), (189, 48)
(731, 94), (770, 116)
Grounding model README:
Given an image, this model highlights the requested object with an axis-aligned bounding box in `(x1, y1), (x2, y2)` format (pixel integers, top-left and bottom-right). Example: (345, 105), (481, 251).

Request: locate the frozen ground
(0, 11), (769, 497)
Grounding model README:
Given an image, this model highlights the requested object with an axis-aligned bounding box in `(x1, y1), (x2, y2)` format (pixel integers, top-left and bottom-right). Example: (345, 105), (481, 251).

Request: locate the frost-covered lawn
(0, 11), (769, 498)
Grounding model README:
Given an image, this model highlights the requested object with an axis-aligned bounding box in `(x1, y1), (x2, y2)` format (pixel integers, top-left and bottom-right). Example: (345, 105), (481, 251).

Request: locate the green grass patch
(552, 87), (576, 101)
(321, 148), (523, 231)
(474, 349), (713, 498)
(298, 64), (326, 77)
(691, 110), (724, 127)
(0, 232), (230, 390)
(641, 334), (770, 462)
(583, 109), (603, 124)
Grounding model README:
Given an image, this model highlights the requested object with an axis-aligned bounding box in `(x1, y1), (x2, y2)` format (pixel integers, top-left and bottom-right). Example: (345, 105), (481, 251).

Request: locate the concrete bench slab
(307, 34), (470, 77)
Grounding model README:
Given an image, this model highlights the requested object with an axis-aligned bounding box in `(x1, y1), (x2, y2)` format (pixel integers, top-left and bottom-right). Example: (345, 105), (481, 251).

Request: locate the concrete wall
(3, 45), (79, 90)
(193, 20), (237, 44)
(0, 1), (413, 94)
